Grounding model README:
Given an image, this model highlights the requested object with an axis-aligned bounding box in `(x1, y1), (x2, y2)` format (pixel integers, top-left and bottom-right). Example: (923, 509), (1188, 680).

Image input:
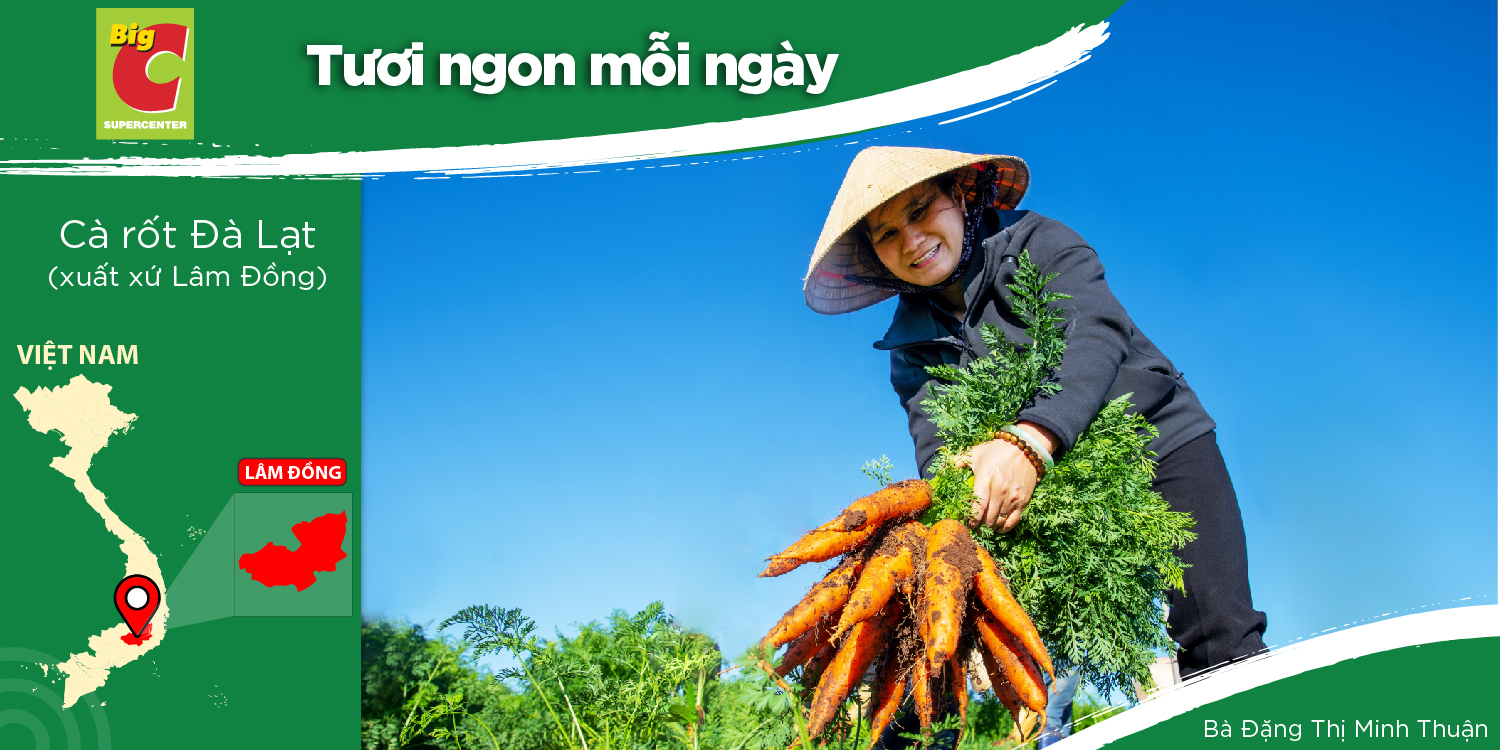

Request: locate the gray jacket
(873, 209), (1216, 477)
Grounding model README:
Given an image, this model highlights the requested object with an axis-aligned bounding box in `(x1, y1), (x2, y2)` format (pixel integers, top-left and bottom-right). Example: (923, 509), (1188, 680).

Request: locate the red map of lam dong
(238, 511), (348, 591)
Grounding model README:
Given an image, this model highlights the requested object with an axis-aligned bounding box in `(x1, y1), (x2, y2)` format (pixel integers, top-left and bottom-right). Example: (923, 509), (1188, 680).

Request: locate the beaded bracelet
(998, 424), (1054, 471)
(992, 428), (1050, 480)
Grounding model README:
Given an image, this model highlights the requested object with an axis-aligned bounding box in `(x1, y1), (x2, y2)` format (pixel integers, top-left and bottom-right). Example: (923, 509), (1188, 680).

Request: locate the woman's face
(862, 180), (966, 287)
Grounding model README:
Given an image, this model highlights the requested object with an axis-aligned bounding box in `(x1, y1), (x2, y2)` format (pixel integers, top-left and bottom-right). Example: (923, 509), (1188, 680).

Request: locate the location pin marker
(114, 575), (160, 638)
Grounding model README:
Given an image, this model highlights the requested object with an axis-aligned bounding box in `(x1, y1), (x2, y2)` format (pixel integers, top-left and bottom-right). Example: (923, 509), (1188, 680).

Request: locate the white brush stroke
(1053, 605), (1499, 750)
(939, 79), (1057, 125)
(2, 22), (1109, 177)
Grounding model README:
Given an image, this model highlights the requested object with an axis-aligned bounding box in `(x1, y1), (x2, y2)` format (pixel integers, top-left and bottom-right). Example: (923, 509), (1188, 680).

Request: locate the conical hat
(803, 147), (1029, 315)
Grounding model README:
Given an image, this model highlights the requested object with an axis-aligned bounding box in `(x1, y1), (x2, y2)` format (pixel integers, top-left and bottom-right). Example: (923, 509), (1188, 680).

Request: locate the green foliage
(861, 455), (895, 485)
(959, 692), (1017, 746)
(921, 253), (1069, 453)
(696, 647), (805, 750)
(360, 618), (551, 750)
(960, 690), (1120, 747)
(440, 601), (722, 750)
(899, 712), (965, 749)
(919, 251), (1197, 699)
(1071, 693), (1125, 734)
(363, 610), (1127, 750)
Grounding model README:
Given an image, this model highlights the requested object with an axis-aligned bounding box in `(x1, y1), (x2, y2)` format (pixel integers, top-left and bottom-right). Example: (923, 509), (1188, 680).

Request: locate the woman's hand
(961, 422), (1058, 532)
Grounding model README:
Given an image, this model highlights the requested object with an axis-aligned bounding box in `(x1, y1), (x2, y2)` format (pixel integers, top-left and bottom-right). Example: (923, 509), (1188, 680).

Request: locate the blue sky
(361, 0), (1497, 669)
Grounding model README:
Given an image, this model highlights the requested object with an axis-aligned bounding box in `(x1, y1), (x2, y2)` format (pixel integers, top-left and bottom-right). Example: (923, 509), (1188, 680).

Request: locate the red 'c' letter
(111, 24), (188, 113)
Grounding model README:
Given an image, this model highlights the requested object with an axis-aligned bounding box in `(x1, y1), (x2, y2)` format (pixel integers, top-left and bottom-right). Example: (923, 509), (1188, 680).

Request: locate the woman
(803, 147), (1267, 741)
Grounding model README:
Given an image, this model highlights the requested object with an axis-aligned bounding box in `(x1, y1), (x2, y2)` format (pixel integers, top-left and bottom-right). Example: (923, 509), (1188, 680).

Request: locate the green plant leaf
(918, 250), (1196, 700)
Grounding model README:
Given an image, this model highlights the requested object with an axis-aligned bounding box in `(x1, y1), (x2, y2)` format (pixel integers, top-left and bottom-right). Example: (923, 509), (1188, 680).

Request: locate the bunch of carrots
(757, 479), (1052, 746)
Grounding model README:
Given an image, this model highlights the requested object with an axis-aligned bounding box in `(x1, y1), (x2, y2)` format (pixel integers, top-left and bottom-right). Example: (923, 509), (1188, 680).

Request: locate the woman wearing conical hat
(805, 147), (1267, 698)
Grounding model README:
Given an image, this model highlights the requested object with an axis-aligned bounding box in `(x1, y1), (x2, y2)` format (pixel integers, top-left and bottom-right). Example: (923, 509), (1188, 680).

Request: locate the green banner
(5, 1), (1122, 162)
(0, 174), (360, 748)
(1108, 638), (1498, 748)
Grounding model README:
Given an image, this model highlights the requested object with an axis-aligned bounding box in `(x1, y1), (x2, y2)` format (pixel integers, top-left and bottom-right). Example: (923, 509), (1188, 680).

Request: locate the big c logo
(110, 22), (188, 112)
(96, 9), (194, 139)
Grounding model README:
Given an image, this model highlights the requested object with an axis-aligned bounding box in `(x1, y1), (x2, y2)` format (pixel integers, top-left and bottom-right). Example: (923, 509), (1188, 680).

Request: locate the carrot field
(361, 601), (1121, 750)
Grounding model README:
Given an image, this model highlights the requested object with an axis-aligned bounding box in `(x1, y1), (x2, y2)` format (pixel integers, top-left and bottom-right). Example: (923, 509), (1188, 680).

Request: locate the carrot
(947, 651), (969, 742)
(916, 572), (932, 648)
(912, 654), (934, 731)
(762, 557), (862, 649)
(864, 641), (909, 750)
(977, 638), (1028, 723)
(760, 524), (880, 578)
(830, 522), (923, 640)
(923, 519), (978, 667)
(974, 610), (1046, 714)
(912, 586), (935, 735)
(973, 544), (1053, 678)
(831, 548), (911, 640)
(977, 644), (1027, 723)
(800, 639), (838, 687)
(775, 616), (836, 677)
(804, 600), (903, 739)
(994, 678), (1028, 729)
(827, 479), (932, 532)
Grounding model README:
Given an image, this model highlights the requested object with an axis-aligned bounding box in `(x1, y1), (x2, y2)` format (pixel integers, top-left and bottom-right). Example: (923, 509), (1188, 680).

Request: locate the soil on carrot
(845, 591), (875, 619)
(835, 529), (908, 634)
(887, 614), (923, 684)
(909, 538), (930, 595)
(800, 556), (856, 600)
(924, 527), (981, 631)
(952, 630), (978, 693)
(808, 613), (837, 640)
(874, 521), (924, 558)
(932, 529), (982, 582)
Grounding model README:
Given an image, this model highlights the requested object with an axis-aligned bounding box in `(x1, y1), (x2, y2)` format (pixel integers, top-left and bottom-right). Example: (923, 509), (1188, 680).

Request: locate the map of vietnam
(14, 374), (170, 708)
